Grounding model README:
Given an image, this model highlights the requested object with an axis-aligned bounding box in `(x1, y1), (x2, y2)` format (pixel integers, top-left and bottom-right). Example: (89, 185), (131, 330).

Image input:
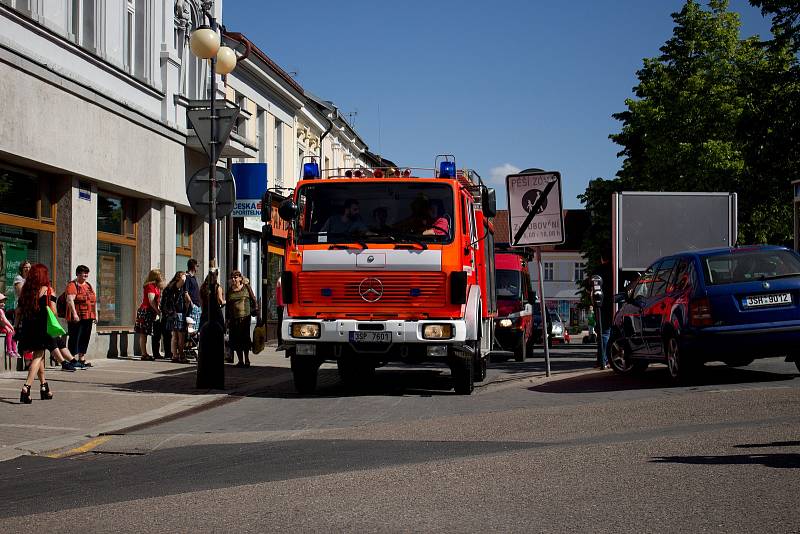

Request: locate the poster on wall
(1, 241), (27, 309)
(98, 254), (117, 323)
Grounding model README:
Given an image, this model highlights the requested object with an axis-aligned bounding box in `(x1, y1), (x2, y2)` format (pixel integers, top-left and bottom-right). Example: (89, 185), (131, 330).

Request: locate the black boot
(20, 384), (32, 404)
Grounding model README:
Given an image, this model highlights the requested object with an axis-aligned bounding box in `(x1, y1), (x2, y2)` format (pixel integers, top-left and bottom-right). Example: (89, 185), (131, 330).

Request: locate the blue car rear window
(702, 249), (800, 285)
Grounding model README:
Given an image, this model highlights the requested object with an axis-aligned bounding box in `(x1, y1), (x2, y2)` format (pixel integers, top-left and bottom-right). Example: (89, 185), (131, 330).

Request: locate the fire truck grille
(298, 272), (447, 309)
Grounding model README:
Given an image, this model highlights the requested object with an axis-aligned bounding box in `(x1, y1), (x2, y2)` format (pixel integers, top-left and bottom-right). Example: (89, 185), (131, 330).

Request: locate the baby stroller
(184, 316), (199, 361)
(184, 304), (201, 362)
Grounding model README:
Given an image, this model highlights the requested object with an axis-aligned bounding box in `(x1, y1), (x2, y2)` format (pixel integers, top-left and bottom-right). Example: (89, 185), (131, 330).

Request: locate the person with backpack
(65, 265), (97, 367)
(161, 271), (192, 363)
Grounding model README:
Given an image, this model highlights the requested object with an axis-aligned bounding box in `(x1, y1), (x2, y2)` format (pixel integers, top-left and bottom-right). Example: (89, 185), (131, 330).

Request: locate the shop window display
(0, 225), (53, 309)
(96, 241), (135, 327)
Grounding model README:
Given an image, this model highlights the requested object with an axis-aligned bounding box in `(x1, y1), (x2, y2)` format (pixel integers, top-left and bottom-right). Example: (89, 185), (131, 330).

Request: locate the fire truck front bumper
(282, 319), (470, 359)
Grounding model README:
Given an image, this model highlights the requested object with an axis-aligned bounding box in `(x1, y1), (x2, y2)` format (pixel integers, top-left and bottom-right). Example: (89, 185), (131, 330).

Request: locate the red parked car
(493, 251), (535, 361)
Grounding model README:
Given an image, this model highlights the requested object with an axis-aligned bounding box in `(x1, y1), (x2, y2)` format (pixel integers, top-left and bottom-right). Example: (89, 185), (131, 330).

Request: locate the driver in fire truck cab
(300, 183), (454, 244)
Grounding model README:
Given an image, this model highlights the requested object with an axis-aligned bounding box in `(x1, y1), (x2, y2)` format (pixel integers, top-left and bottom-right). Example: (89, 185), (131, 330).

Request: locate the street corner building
(0, 0), (384, 361)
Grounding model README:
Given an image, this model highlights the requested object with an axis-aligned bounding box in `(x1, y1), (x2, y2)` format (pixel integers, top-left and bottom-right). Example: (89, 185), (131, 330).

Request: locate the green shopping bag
(46, 306), (66, 338)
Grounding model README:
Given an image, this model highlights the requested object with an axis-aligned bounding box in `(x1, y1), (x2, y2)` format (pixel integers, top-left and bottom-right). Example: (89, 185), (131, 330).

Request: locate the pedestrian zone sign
(505, 171), (565, 247)
(233, 198), (262, 218)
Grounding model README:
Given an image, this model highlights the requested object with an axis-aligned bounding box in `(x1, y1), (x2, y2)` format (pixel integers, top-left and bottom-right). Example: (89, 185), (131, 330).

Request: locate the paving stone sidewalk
(0, 347), (293, 462)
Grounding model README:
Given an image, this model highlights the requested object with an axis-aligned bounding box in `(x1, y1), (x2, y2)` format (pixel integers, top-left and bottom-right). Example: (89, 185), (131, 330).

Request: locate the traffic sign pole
(506, 170), (565, 377)
(535, 247), (551, 377)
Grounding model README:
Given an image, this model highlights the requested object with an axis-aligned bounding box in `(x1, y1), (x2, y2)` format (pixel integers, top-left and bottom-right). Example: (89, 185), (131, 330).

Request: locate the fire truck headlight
(499, 318), (513, 328)
(291, 323), (320, 339)
(423, 324), (453, 339)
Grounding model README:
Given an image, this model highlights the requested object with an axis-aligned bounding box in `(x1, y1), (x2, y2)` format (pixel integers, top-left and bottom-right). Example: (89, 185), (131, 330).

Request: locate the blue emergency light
(303, 162), (320, 179)
(439, 161), (456, 178)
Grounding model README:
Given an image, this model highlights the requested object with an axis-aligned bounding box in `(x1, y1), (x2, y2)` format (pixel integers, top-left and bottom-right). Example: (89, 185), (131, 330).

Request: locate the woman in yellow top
(225, 271), (256, 367)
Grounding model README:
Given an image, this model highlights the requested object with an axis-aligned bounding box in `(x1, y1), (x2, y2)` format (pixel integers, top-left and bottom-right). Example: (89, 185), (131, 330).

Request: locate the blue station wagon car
(608, 245), (800, 381)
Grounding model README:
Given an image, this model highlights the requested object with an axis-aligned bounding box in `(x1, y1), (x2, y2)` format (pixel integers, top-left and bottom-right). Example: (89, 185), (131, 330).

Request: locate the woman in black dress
(15, 263), (56, 403)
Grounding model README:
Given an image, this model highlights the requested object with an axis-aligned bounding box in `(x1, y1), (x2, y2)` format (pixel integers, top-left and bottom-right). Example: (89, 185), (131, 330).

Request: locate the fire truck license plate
(349, 332), (393, 343)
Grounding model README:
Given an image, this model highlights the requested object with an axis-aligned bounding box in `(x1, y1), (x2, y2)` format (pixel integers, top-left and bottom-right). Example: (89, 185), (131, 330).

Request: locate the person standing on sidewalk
(135, 269), (163, 361)
(184, 259), (202, 331)
(226, 271), (255, 367)
(66, 265), (97, 368)
(162, 271), (192, 363)
(12, 260), (32, 366)
(15, 264), (55, 403)
(594, 256), (613, 370)
(0, 292), (19, 359)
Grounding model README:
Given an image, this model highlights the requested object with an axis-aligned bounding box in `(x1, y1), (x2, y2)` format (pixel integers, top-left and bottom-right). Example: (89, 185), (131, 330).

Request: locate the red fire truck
(277, 156), (498, 394)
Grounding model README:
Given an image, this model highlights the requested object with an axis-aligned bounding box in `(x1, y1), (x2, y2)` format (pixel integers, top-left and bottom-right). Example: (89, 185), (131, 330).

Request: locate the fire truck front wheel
(450, 351), (475, 395)
(290, 349), (321, 395)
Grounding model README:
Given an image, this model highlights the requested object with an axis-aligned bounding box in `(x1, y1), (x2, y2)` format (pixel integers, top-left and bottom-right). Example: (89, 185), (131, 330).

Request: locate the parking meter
(590, 275), (604, 366)
(590, 275), (603, 308)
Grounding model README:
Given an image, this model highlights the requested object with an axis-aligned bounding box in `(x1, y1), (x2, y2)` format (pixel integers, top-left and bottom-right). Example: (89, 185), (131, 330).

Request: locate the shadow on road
(489, 357), (596, 375)
(651, 453), (800, 469)
(104, 363), (291, 396)
(529, 365), (797, 394)
(252, 367), (460, 399)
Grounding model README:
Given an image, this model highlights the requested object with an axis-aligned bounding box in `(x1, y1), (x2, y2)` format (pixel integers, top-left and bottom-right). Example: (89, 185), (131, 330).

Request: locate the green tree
(581, 0), (794, 267)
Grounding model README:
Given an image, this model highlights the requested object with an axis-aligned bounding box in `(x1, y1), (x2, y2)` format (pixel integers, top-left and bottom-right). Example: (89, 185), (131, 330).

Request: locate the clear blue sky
(223, 0), (773, 209)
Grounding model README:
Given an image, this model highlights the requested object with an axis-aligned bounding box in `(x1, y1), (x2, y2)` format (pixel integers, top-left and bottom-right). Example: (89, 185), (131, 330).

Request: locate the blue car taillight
(690, 297), (713, 327)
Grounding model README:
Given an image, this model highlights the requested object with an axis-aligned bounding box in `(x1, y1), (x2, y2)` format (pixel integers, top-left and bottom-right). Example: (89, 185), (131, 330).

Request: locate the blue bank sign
(231, 163), (267, 218)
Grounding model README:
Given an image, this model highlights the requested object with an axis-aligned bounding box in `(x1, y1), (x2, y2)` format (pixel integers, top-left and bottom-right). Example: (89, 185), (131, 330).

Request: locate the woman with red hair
(15, 263), (56, 403)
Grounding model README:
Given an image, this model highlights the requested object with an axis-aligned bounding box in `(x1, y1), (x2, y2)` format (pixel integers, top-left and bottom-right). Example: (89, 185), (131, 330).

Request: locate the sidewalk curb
(2, 370), (293, 462)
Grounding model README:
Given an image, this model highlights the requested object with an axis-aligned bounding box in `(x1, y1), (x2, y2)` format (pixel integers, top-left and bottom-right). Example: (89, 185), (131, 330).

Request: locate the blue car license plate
(743, 292), (792, 308)
(349, 331), (392, 343)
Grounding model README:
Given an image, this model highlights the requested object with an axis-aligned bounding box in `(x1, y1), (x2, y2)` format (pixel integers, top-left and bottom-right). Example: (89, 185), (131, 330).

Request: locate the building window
(256, 108), (266, 163)
(134, 0), (145, 79)
(273, 119), (283, 188)
(176, 212), (192, 269)
(97, 195), (135, 236)
(543, 262), (554, 281)
(96, 241), (136, 328)
(124, 1), (134, 72)
(574, 262), (586, 282)
(0, 165), (57, 302)
(97, 193), (137, 328)
(81, 0), (94, 49)
(0, 167), (40, 220)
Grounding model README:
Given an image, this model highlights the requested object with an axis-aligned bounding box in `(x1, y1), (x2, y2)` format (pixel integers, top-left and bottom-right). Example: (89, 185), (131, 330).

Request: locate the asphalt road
(1, 353), (798, 533)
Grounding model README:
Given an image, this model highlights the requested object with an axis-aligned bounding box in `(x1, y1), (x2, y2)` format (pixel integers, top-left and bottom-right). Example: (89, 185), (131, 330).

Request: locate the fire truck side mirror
(278, 199), (299, 221)
(482, 188), (497, 217)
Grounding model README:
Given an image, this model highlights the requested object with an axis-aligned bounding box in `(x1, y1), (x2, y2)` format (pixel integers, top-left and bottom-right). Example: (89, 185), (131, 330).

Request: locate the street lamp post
(190, 0), (237, 389)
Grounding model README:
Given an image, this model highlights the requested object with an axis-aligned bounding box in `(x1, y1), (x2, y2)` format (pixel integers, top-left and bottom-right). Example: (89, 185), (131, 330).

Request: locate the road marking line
(45, 436), (112, 458)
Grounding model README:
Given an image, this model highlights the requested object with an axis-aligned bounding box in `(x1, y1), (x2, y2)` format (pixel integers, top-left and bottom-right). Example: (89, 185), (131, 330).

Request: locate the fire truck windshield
(296, 181), (455, 245)
(496, 269), (522, 300)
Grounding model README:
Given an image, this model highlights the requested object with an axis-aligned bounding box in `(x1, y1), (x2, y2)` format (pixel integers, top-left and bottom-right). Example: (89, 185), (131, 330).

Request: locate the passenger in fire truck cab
(422, 199), (450, 236)
(320, 198), (367, 235)
(370, 206), (392, 233)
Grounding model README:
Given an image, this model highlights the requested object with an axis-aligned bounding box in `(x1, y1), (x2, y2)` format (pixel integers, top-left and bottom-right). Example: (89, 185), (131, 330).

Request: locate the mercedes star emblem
(358, 277), (384, 302)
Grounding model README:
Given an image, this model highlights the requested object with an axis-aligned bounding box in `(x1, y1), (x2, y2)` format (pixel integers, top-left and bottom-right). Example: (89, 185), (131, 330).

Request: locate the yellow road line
(45, 436), (112, 458)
